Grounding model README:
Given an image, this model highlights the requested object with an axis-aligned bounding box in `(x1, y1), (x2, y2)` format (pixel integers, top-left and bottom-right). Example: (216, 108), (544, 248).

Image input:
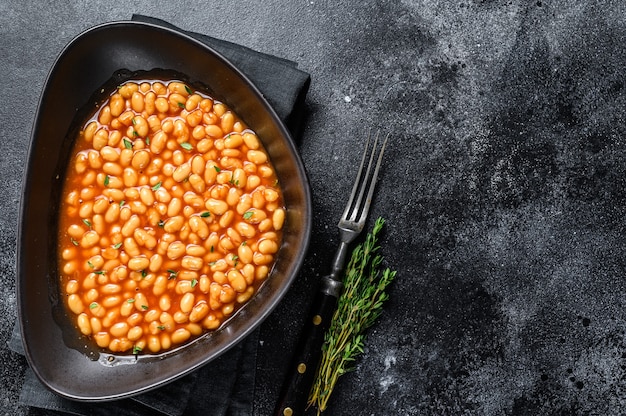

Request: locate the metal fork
(274, 132), (388, 416)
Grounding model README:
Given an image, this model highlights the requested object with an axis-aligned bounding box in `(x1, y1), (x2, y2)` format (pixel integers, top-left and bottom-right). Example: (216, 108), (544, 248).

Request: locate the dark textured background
(4, 1), (626, 415)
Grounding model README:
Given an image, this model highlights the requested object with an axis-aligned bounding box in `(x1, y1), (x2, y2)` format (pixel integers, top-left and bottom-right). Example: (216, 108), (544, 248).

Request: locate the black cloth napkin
(8, 14), (310, 416)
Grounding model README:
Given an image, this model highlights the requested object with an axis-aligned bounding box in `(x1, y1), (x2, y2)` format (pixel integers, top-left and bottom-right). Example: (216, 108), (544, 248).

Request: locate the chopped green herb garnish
(141, 270), (147, 278)
(123, 138), (133, 149)
(82, 219), (92, 228)
(167, 269), (178, 280)
(113, 242), (123, 249)
(145, 137), (150, 146)
(191, 279), (198, 288)
(243, 211), (253, 220)
(177, 101), (185, 109)
(89, 302), (98, 309)
(210, 245), (214, 253)
(87, 260), (94, 269)
(151, 181), (162, 191)
(132, 130), (139, 137)
(157, 325), (166, 331)
(180, 142), (193, 151)
(132, 118), (137, 126)
(104, 175), (110, 187)
(141, 304), (149, 310)
(213, 165), (221, 173)
(133, 345), (142, 355)
(200, 211), (211, 218)
(127, 298), (135, 303)
(71, 238), (79, 246)
(158, 219), (165, 228)
(94, 270), (105, 275)
(184, 85), (192, 95)
(119, 200), (125, 207)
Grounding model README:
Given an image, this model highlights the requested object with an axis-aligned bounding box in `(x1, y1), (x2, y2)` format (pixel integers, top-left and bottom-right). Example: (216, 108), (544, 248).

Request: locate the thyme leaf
(308, 218), (396, 414)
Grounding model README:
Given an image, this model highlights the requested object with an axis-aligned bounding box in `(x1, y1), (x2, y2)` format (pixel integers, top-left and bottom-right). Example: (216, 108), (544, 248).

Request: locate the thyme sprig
(308, 217), (396, 414)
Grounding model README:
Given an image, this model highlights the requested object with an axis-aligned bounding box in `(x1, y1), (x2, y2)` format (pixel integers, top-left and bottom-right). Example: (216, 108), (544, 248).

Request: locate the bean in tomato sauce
(58, 80), (285, 354)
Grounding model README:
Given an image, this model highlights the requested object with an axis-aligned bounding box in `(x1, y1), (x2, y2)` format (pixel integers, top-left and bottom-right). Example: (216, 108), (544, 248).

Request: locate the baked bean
(63, 260), (77, 275)
(66, 279), (79, 294)
(84, 288), (99, 303)
(128, 326), (143, 341)
(59, 80), (284, 354)
(77, 313), (92, 335)
(227, 270), (247, 293)
(93, 129), (109, 151)
(171, 328), (191, 344)
(173, 163), (191, 182)
(131, 92), (144, 113)
(247, 150), (268, 165)
(256, 265), (270, 281)
(188, 216), (209, 239)
(138, 187), (154, 206)
(180, 292), (195, 314)
(184, 191), (204, 209)
(110, 322), (129, 338)
(102, 295), (122, 308)
(273, 208), (286, 230)
(259, 239), (279, 254)
(118, 83), (138, 98)
(221, 112), (235, 133)
(80, 230), (100, 248)
(134, 228), (157, 249)
(203, 313), (221, 330)
(205, 198), (228, 215)
(189, 301), (209, 322)
(67, 294), (84, 314)
(242, 176), (261, 193)
(127, 312), (143, 327)
(181, 255), (203, 271)
(237, 287), (255, 304)
(188, 174), (205, 193)
(163, 216), (184, 233)
(159, 293), (171, 311)
(128, 256), (149, 271)
(94, 332), (111, 348)
(222, 303), (235, 316)
(237, 244), (254, 265)
(166, 241), (186, 260)
(122, 215), (140, 237)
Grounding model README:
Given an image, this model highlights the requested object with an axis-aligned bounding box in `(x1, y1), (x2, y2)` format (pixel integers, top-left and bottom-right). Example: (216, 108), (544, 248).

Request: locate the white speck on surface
(344, 95), (351, 102)
(379, 375), (395, 394)
(384, 354), (396, 370)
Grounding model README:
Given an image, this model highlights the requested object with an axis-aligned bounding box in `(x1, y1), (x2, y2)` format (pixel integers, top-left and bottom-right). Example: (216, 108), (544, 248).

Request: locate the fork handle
(274, 276), (342, 416)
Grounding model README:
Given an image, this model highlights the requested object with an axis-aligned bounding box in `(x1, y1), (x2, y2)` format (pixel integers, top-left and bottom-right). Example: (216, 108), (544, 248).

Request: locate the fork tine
(348, 131), (379, 223)
(356, 133), (388, 224)
(340, 132), (373, 222)
(340, 130), (388, 225)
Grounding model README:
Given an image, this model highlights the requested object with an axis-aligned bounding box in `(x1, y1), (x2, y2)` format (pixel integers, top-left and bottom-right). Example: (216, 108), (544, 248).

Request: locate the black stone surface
(4, 1), (626, 415)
